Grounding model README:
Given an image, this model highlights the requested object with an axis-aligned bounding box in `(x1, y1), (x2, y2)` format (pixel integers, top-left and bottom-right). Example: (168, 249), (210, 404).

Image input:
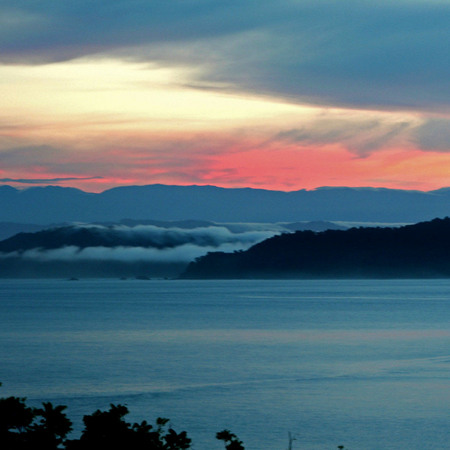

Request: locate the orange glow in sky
(0, 58), (449, 192)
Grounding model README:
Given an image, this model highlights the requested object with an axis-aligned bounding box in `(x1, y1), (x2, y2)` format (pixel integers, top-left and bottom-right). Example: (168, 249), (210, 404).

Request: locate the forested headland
(182, 217), (450, 279)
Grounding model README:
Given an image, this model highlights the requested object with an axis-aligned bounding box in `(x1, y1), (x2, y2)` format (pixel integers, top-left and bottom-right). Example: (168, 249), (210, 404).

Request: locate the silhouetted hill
(0, 184), (449, 224)
(181, 217), (450, 279)
(0, 222), (52, 240)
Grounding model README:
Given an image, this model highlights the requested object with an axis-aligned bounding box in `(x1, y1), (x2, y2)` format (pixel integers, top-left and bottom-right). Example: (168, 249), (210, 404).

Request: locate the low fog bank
(0, 222), (281, 278)
(0, 219), (374, 278)
(0, 219), (350, 240)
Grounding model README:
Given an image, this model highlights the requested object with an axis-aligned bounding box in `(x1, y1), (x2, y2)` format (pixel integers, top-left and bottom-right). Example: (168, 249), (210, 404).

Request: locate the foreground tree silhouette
(29, 402), (72, 449)
(0, 384), (251, 450)
(0, 395), (35, 449)
(65, 404), (191, 450)
(0, 390), (72, 449)
(216, 429), (245, 450)
(0, 383), (191, 450)
(0, 385), (352, 449)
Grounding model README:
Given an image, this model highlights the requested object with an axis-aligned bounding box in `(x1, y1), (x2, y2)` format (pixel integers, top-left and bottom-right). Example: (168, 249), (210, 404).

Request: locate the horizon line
(1, 182), (449, 195)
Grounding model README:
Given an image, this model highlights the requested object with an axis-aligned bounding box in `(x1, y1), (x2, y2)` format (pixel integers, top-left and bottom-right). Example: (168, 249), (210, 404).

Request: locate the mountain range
(1, 184), (449, 224)
(1, 183), (449, 278)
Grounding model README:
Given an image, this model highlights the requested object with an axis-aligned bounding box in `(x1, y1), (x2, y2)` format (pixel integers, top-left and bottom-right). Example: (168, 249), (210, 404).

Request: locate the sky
(1, 0), (449, 193)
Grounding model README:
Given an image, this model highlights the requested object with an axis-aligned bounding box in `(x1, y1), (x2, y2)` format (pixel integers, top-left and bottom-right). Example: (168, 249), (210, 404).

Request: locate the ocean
(1, 279), (449, 449)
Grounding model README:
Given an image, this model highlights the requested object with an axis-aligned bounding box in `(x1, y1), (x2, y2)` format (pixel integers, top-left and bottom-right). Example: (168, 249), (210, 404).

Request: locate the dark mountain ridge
(181, 217), (450, 279)
(1, 184), (449, 224)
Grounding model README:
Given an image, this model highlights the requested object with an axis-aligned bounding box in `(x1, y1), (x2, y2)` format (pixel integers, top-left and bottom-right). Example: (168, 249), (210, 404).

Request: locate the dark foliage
(216, 429), (245, 450)
(0, 394), (71, 450)
(0, 384), (247, 449)
(65, 405), (191, 450)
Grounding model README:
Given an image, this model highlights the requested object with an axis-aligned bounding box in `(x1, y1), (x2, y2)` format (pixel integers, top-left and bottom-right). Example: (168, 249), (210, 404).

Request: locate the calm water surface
(1, 279), (449, 449)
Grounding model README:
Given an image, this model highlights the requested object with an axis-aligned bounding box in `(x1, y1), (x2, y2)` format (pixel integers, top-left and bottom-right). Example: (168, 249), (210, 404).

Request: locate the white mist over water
(1, 279), (449, 449)
(0, 224), (278, 263)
